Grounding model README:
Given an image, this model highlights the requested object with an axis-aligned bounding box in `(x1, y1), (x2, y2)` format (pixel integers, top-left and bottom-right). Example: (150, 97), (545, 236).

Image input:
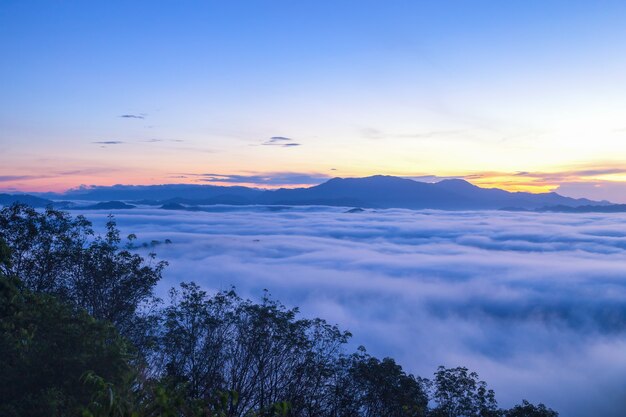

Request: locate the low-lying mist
(78, 206), (626, 417)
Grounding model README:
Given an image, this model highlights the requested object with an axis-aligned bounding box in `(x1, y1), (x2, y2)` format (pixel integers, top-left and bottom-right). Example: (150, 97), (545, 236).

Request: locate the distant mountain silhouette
(39, 184), (262, 202)
(257, 176), (603, 210)
(538, 204), (626, 213)
(0, 193), (55, 208)
(80, 201), (136, 210)
(12, 176), (609, 211)
(345, 207), (365, 213)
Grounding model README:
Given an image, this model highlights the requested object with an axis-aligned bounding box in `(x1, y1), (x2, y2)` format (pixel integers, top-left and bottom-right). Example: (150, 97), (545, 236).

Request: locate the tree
(0, 204), (166, 348)
(157, 283), (351, 417)
(0, 207), (562, 417)
(158, 282), (234, 401)
(503, 400), (558, 417)
(72, 215), (166, 340)
(0, 203), (92, 294)
(336, 347), (428, 417)
(430, 366), (499, 417)
(0, 251), (132, 416)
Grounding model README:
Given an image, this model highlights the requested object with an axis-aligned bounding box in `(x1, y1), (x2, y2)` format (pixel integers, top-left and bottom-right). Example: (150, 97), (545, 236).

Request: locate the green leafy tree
(0, 204), (92, 294)
(73, 215), (166, 342)
(0, 208), (561, 417)
(430, 366), (499, 417)
(0, 243), (133, 417)
(503, 400), (558, 417)
(336, 347), (428, 417)
(0, 204), (166, 350)
(157, 283), (350, 417)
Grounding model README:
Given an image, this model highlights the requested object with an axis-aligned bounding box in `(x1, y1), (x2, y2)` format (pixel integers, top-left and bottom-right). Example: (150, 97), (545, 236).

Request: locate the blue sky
(2, 1), (626, 200)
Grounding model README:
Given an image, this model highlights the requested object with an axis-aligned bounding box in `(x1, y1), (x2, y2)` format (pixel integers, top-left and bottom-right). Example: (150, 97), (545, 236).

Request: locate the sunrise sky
(2, 1), (626, 201)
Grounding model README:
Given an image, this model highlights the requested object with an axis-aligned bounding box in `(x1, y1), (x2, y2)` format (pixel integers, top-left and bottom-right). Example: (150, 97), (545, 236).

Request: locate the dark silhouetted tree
(0, 204), (166, 349)
(0, 242), (132, 417)
(430, 366), (499, 417)
(0, 207), (561, 417)
(157, 283), (351, 417)
(0, 204), (92, 294)
(503, 400), (558, 417)
(72, 215), (166, 339)
(333, 347), (428, 417)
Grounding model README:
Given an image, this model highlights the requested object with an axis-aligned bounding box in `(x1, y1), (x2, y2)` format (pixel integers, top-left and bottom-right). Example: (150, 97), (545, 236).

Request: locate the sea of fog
(76, 205), (626, 417)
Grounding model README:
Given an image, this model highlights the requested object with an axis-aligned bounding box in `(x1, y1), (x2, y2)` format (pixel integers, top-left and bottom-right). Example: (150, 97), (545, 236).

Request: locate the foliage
(0, 204), (166, 348)
(74, 216), (166, 342)
(429, 366), (500, 417)
(0, 205), (560, 417)
(157, 283), (350, 416)
(502, 400), (558, 417)
(334, 347), (428, 417)
(0, 203), (92, 294)
(0, 268), (132, 417)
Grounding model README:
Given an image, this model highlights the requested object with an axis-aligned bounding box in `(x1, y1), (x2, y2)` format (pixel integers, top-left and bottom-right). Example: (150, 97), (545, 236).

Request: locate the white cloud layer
(77, 206), (626, 416)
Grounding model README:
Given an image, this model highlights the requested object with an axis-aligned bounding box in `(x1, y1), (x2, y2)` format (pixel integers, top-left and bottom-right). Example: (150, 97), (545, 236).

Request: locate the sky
(2, 1), (626, 201)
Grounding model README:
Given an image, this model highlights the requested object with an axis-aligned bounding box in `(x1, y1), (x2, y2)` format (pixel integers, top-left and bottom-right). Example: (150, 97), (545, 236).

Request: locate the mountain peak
(434, 178), (477, 190)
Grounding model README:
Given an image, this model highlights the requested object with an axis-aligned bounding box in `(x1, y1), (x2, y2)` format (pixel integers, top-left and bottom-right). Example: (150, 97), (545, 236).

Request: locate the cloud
(92, 140), (124, 145)
(0, 175), (46, 182)
(143, 139), (185, 143)
(76, 207), (626, 417)
(403, 175), (463, 183)
(512, 168), (626, 182)
(191, 172), (330, 186)
(119, 114), (145, 119)
(55, 168), (121, 176)
(556, 181), (626, 204)
(261, 136), (301, 147)
(455, 165), (626, 196)
(361, 127), (465, 140)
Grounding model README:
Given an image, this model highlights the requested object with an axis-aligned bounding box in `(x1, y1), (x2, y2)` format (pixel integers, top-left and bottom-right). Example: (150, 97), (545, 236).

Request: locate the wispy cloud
(119, 114), (146, 119)
(0, 175), (46, 182)
(361, 127), (465, 140)
(143, 139), (185, 143)
(403, 175), (463, 183)
(78, 208), (626, 417)
(556, 181), (626, 203)
(261, 136), (301, 147)
(455, 164), (626, 198)
(92, 140), (125, 145)
(55, 168), (121, 176)
(0, 169), (121, 188)
(511, 168), (626, 181)
(187, 172), (330, 186)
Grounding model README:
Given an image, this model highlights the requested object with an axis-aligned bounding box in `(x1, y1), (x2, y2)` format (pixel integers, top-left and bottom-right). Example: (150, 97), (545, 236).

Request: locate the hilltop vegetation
(0, 204), (558, 416)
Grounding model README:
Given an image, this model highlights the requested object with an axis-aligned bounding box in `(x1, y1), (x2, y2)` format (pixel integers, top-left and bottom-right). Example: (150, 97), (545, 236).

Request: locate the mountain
(80, 201), (136, 210)
(0, 193), (55, 208)
(22, 176), (606, 211)
(538, 204), (626, 213)
(38, 184), (263, 202)
(257, 176), (602, 210)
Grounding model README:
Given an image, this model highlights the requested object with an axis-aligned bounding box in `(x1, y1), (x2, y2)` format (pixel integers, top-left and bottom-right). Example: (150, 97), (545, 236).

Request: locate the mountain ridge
(2, 175), (609, 210)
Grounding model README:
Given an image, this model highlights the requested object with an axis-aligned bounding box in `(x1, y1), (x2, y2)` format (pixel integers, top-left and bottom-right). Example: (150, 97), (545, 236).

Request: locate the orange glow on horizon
(3, 163), (626, 196)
